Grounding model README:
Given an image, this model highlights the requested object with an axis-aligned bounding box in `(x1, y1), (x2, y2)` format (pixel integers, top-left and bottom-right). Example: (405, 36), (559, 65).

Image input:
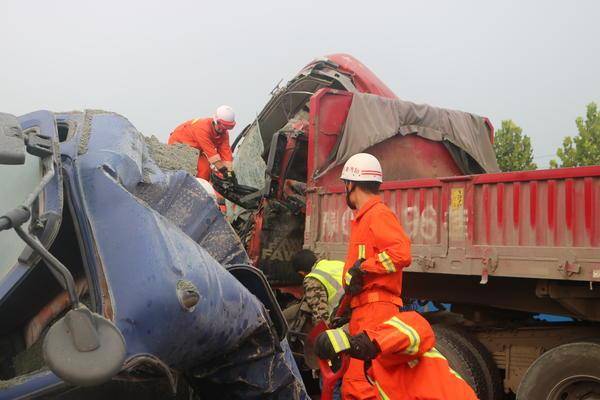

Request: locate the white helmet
(213, 105), (236, 131)
(340, 153), (383, 182)
(196, 177), (216, 198)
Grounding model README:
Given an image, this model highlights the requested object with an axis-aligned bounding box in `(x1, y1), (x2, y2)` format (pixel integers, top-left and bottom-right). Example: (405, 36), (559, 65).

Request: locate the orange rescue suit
(168, 118), (233, 180)
(365, 311), (479, 400)
(342, 196), (412, 400)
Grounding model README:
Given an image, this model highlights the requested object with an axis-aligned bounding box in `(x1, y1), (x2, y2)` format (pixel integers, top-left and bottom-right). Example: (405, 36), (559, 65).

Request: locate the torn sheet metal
(68, 110), (306, 397)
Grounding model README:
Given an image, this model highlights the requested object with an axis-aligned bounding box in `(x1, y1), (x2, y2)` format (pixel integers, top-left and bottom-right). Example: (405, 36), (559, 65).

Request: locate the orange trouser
(197, 155), (211, 180)
(342, 301), (399, 400)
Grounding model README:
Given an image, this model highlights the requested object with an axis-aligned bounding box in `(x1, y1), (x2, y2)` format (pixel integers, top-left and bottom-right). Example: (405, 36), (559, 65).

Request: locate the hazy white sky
(2, 0), (598, 167)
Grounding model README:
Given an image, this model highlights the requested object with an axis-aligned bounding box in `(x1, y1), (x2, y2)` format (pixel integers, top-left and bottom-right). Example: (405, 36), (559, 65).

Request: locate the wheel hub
(549, 375), (600, 400)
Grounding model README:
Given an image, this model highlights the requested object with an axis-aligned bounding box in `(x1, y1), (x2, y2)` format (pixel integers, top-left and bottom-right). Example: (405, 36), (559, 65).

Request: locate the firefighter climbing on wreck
(168, 105), (237, 183)
(333, 153), (413, 399)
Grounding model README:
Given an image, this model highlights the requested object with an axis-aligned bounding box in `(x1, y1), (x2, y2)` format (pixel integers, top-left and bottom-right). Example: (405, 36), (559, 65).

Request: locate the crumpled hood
(57, 110), (307, 399)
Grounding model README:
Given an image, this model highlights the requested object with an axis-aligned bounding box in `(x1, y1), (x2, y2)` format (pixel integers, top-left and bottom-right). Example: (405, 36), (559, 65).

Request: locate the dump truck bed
(306, 165), (600, 283)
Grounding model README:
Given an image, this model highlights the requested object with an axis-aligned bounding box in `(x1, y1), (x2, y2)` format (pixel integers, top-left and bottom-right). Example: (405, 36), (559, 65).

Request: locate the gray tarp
(316, 93), (500, 178)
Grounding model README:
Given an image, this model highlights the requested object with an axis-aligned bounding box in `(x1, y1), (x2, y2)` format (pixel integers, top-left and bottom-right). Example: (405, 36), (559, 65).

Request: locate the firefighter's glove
(349, 332), (380, 362)
(347, 259), (365, 295)
(315, 330), (380, 363)
(330, 314), (350, 329)
(225, 170), (237, 184)
(330, 301), (350, 328)
(315, 328), (351, 360)
(218, 167), (237, 184)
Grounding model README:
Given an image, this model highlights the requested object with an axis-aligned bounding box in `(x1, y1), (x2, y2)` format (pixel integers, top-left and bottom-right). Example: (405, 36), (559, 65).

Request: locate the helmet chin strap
(345, 181), (357, 210)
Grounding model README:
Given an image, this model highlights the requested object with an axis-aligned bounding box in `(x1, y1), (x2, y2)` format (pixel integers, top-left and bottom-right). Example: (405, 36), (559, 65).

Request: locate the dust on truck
(226, 54), (600, 399)
(0, 111), (307, 399)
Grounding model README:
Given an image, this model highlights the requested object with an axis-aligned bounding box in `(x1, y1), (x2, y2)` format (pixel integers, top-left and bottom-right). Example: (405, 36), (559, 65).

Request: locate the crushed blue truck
(0, 110), (308, 399)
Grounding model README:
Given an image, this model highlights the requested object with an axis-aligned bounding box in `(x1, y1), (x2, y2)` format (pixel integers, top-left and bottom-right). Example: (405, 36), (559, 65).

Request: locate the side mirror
(0, 118), (126, 386)
(9, 225), (126, 387)
(0, 113), (26, 165)
(44, 305), (126, 386)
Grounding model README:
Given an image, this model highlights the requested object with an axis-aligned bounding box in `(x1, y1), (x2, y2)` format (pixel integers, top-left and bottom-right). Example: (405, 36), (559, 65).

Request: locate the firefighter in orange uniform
(168, 105), (236, 182)
(336, 153), (412, 399)
(315, 311), (479, 400)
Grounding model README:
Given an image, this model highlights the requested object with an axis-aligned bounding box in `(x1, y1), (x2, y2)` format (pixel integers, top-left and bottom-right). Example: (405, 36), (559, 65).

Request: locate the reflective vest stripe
(191, 118), (200, 125)
(309, 269), (342, 294)
(384, 316), (420, 355)
(308, 269), (343, 307)
(326, 328), (350, 353)
(377, 251), (396, 273)
(306, 260), (344, 312)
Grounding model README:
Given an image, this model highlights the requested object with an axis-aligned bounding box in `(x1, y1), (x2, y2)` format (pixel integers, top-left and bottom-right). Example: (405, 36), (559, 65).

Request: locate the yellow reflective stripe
(375, 382), (391, 400)
(450, 368), (464, 381)
(344, 271), (352, 286)
(325, 328), (350, 353)
(191, 118), (200, 124)
(306, 260), (344, 311)
(423, 348), (466, 381)
(358, 244), (366, 259)
(345, 245), (366, 286)
(344, 244), (367, 285)
(377, 251), (396, 273)
(384, 316), (420, 355)
(422, 347), (446, 360)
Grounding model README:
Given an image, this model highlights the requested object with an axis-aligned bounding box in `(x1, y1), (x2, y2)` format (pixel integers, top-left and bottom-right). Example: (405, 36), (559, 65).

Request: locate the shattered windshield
(0, 153), (42, 280)
(233, 121), (267, 191)
(228, 122), (267, 220)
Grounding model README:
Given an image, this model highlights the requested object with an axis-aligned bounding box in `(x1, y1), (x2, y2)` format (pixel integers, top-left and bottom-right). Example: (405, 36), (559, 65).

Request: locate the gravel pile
(144, 135), (199, 176)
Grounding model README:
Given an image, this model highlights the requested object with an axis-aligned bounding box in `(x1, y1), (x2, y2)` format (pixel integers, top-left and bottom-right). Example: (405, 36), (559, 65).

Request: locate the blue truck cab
(0, 111), (307, 399)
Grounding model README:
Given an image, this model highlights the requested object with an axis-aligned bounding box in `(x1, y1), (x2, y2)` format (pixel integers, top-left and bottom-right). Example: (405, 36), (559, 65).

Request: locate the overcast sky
(2, 0), (598, 167)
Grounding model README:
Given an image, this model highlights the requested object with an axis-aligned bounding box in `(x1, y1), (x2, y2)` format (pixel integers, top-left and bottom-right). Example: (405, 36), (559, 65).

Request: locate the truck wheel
(436, 325), (503, 400)
(433, 325), (488, 399)
(516, 341), (600, 400)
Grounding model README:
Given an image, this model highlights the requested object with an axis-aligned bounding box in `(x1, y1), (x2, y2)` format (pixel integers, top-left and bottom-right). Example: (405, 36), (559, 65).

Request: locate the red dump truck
(223, 54), (600, 399)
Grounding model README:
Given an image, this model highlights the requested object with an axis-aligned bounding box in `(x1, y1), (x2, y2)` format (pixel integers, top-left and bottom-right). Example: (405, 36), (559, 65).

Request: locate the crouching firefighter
(292, 250), (345, 400)
(315, 311), (479, 400)
(336, 153), (412, 400)
(293, 250), (345, 324)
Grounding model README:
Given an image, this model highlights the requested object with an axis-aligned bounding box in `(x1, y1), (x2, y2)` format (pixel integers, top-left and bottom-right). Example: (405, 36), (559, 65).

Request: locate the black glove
(315, 332), (339, 360)
(348, 332), (380, 361)
(315, 330), (380, 362)
(218, 167), (237, 184)
(330, 314), (350, 329)
(347, 259), (365, 295)
(329, 300), (351, 328)
(225, 170), (237, 184)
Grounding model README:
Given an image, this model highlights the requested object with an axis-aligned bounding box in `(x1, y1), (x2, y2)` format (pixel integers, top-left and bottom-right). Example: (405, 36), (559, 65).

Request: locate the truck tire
(516, 341), (600, 400)
(435, 325), (503, 400)
(433, 325), (488, 399)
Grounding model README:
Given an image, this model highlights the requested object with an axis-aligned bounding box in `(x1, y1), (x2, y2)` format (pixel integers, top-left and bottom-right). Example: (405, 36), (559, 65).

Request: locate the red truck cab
(226, 54), (600, 399)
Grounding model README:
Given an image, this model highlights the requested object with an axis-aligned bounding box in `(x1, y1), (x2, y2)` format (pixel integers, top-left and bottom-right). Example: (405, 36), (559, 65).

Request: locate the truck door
(0, 111), (69, 398)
